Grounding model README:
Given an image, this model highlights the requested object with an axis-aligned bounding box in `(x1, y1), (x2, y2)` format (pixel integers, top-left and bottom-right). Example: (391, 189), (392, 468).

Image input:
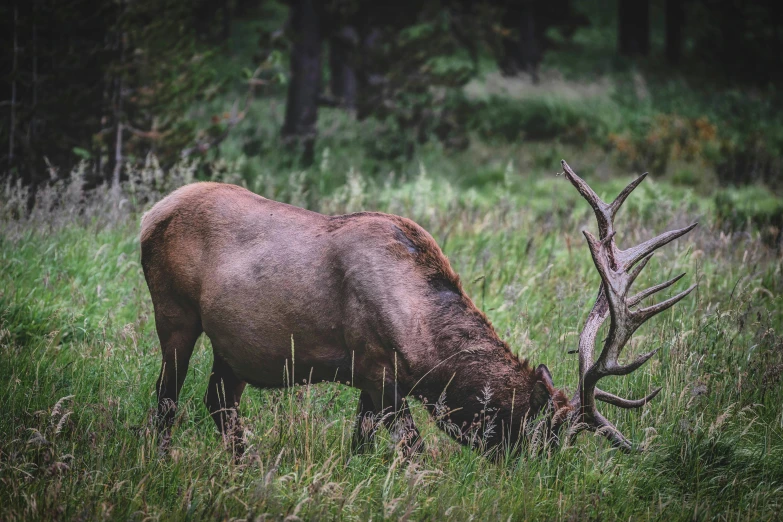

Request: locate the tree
(106, 0), (218, 183)
(499, 1), (540, 78)
(328, 26), (358, 109)
(281, 0), (323, 167)
(495, 0), (587, 79)
(1, 0), (113, 185)
(665, 0), (684, 64)
(1, 0), (221, 186)
(618, 0), (650, 56)
(350, 3), (478, 159)
(193, 0), (233, 44)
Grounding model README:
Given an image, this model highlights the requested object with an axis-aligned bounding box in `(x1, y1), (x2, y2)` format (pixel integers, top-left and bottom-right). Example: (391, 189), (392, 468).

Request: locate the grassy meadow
(2, 148), (782, 521)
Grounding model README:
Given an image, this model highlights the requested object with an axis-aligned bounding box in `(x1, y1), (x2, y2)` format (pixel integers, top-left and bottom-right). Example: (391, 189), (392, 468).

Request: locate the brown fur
(141, 182), (570, 456)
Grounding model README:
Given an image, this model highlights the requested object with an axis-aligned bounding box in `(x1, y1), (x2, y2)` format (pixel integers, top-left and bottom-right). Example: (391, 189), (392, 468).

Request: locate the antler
(561, 160), (697, 450)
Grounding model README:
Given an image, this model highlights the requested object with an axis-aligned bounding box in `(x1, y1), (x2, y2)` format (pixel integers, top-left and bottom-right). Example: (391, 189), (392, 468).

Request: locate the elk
(140, 160), (696, 457)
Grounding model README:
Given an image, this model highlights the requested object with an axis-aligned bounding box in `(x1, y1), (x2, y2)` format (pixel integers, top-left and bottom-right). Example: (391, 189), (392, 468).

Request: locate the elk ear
(530, 364), (555, 416)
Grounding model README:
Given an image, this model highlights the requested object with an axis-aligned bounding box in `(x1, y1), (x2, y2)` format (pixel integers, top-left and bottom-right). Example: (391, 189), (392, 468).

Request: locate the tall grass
(1, 158), (782, 520)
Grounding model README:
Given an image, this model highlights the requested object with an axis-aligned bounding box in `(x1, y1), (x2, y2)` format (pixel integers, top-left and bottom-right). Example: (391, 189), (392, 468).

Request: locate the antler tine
(606, 347), (659, 376)
(616, 223), (698, 270)
(596, 387), (661, 409)
(563, 160), (649, 241)
(564, 159), (694, 275)
(638, 284), (697, 321)
(561, 160), (605, 212)
(609, 172), (647, 219)
(592, 412), (633, 451)
(627, 252), (654, 288)
(628, 273), (686, 307)
(583, 227), (693, 374)
(561, 160), (613, 237)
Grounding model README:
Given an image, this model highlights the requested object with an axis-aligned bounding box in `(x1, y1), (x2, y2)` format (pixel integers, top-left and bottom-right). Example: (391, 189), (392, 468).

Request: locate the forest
(1, 0), (782, 520)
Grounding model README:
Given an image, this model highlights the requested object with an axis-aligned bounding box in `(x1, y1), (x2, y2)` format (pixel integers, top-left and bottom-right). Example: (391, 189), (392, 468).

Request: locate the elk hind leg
(154, 306), (201, 454)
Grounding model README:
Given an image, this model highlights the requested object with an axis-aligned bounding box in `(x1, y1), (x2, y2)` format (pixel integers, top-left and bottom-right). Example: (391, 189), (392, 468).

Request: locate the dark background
(1, 0), (781, 191)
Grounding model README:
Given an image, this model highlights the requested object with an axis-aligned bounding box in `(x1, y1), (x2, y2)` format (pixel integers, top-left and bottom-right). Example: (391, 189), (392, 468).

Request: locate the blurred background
(1, 0), (781, 213)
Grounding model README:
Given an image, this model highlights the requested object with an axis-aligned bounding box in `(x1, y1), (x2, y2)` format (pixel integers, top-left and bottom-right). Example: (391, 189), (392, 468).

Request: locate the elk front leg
(352, 390), (379, 453)
(380, 391), (423, 458)
(204, 353), (247, 459)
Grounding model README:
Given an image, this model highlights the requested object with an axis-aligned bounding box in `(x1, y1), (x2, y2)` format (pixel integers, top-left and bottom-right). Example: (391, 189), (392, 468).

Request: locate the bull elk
(140, 160), (696, 457)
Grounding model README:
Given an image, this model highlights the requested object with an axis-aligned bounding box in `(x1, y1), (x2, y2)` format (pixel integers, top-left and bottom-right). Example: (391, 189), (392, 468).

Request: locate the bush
(715, 137), (783, 189)
(462, 96), (609, 145)
(607, 114), (720, 176)
(714, 185), (783, 247)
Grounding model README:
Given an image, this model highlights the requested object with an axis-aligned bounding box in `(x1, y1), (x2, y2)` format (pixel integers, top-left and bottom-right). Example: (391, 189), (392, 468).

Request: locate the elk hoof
(157, 432), (172, 457)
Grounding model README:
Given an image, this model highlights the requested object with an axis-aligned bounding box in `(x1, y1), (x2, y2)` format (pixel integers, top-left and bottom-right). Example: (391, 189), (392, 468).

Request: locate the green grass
(2, 158), (782, 521)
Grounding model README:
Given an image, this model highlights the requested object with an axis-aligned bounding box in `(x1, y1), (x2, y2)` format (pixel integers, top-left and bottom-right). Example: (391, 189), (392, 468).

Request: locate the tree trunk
(9, 5), (18, 170)
(221, 0), (232, 42)
(718, 1), (744, 77)
(329, 26), (357, 109)
(108, 1), (126, 186)
(665, 0), (684, 64)
(193, 0), (232, 43)
(282, 0), (322, 167)
(618, 0), (650, 56)
(499, 1), (540, 79)
(355, 28), (383, 121)
(517, 2), (539, 80)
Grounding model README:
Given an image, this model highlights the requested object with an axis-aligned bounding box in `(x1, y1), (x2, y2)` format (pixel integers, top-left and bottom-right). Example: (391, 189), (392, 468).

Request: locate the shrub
(608, 114), (720, 176)
(462, 96), (609, 145)
(714, 185), (783, 248)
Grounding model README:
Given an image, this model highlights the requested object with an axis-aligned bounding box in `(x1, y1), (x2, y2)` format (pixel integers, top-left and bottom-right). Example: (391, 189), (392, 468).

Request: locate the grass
(1, 155), (782, 521)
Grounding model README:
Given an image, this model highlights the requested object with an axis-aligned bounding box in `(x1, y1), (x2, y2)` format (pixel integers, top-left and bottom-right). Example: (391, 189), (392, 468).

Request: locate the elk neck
(407, 276), (563, 448)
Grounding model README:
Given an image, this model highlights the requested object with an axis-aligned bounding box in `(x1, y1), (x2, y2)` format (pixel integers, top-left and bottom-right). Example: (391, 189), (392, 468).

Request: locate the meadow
(2, 145), (782, 521)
